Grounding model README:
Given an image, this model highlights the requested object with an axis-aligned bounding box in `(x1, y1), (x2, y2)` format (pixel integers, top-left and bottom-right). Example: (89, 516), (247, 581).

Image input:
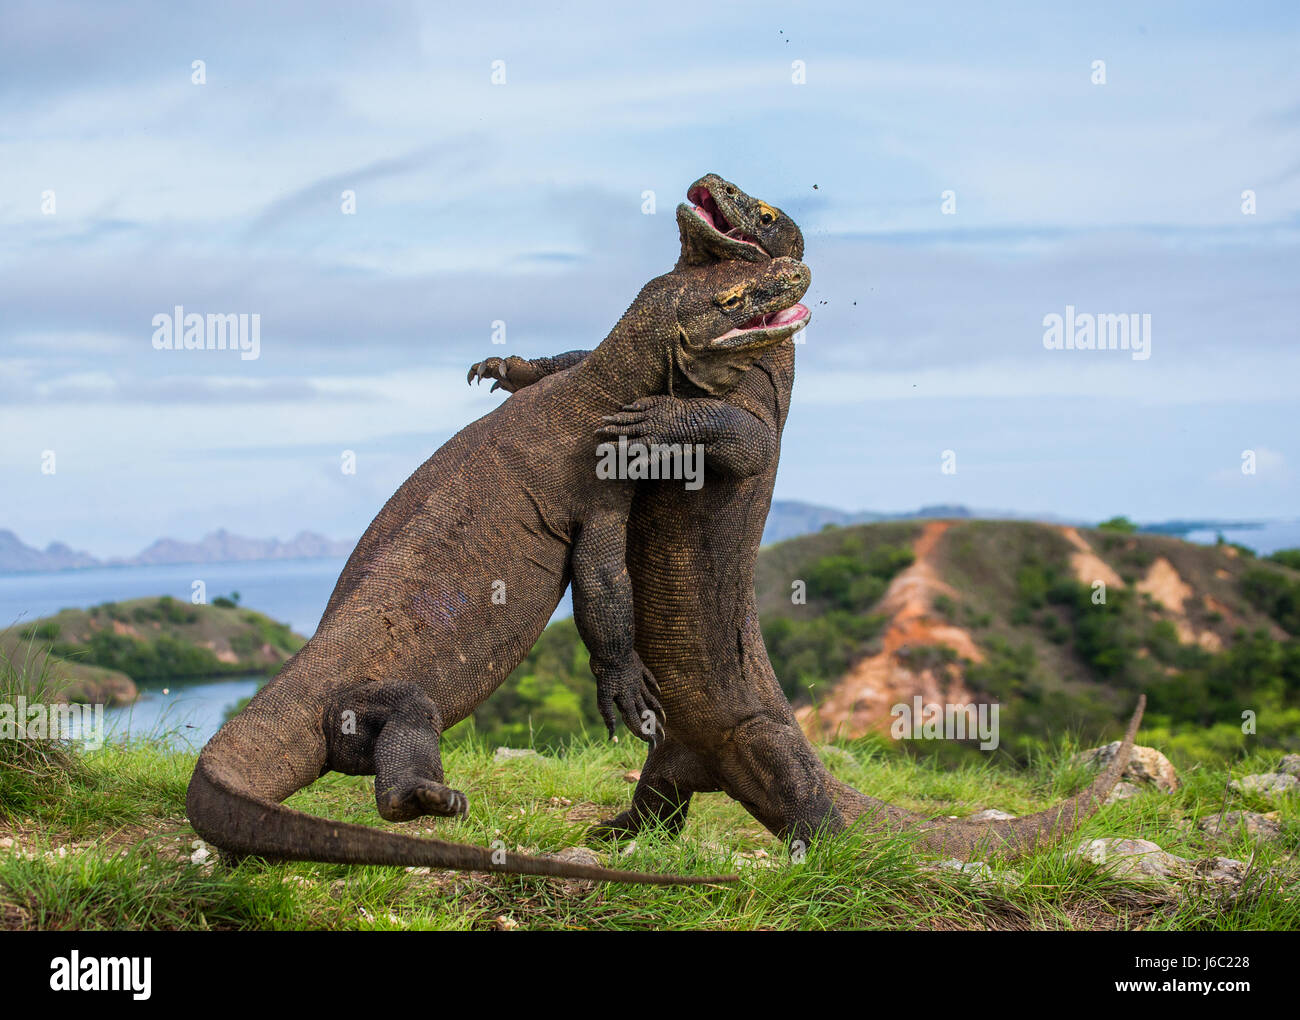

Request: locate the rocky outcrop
(1073, 742), (1180, 793)
(1229, 772), (1299, 800)
(1198, 810), (1283, 843)
(1064, 837), (1277, 899)
(1068, 838), (1192, 882)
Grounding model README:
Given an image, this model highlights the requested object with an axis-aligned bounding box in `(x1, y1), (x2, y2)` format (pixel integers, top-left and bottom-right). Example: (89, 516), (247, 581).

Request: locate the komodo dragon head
(677, 172), (805, 265)
(665, 254), (810, 397)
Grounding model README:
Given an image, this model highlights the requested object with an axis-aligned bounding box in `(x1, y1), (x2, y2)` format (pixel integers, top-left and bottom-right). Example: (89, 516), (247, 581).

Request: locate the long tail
(831, 695), (1146, 859)
(186, 756), (735, 886)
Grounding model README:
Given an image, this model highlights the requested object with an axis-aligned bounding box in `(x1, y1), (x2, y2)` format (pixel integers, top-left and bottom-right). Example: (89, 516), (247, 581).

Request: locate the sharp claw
(490, 380), (501, 393)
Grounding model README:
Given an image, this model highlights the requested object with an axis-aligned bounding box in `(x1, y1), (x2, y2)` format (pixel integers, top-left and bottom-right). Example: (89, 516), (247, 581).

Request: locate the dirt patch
(799, 521), (980, 740)
(562, 802), (608, 825)
(1136, 558), (1223, 650)
(200, 640), (240, 665)
(1060, 527), (1125, 590)
(1138, 557), (1192, 614)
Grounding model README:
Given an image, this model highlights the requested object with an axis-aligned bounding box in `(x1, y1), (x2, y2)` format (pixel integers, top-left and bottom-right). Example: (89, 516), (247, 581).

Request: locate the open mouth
(710, 302), (810, 347)
(687, 185), (761, 248)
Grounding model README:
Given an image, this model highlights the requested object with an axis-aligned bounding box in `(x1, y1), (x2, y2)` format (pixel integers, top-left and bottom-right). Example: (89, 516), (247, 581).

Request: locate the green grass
(4, 621), (1296, 931)
(1, 731), (1295, 931)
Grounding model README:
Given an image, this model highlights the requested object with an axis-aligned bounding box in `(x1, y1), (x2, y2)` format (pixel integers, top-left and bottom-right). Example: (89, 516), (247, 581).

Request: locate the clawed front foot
(596, 652), (664, 747)
(377, 779), (470, 822)
(596, 395), (691, 448)
(466, 356), (540, 394)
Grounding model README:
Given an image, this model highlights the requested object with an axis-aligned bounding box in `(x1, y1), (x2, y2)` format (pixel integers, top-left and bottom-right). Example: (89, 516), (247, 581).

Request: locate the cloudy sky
(2, 0), (1297, 556)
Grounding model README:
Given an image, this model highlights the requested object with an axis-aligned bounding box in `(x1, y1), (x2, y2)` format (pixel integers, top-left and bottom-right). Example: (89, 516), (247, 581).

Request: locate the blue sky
(2, 0), (1297, 556)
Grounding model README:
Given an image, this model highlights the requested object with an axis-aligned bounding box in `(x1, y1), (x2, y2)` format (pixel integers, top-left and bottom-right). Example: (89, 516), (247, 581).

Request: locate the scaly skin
(186, 255), (810, 885)
(469, 174), (1146, 857)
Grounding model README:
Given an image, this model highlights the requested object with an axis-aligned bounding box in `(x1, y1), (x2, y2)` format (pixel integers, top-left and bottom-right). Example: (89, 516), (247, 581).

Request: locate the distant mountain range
(759, 502), (980, 545)
(0, 528), (355, 573)
(0, 504), (1272, 573)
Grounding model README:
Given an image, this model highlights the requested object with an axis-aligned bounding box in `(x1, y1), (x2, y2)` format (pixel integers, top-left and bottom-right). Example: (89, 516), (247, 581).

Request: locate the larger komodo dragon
(186, 254), (811, 885)
(469, 173), (1146, 858)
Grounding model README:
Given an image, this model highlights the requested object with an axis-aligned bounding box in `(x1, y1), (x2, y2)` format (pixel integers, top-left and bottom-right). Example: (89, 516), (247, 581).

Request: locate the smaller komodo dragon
(187, 254), (810, 885)
(469, 173), (1147, 860)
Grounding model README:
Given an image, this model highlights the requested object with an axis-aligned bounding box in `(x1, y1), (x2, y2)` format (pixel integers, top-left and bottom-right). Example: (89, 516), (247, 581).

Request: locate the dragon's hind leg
(587, 737), (719, 842)
(717, 715), (843, 849)
(327, 681), (469, 822)
(373, 691), (467, 821)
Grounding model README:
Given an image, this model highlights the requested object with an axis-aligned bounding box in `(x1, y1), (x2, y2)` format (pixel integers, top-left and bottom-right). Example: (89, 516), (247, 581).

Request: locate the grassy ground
(1, 728), (1296, 931)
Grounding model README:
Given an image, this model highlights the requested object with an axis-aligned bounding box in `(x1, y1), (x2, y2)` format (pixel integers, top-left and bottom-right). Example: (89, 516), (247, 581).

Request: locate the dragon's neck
(569, 282), (675, 406)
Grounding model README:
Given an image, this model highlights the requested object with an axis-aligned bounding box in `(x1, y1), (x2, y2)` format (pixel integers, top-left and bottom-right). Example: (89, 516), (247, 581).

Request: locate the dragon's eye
(758, 203), (777, 226)
(722, 294), (742, 309)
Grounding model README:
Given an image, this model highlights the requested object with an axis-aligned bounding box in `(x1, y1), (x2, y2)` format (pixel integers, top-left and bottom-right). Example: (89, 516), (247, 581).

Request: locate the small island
(1, 595), (305, 707)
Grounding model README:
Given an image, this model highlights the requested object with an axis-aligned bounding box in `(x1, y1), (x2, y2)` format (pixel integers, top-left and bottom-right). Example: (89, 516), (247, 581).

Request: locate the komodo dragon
(469, 173), (1146, 858)
(186, 254), (811, 885)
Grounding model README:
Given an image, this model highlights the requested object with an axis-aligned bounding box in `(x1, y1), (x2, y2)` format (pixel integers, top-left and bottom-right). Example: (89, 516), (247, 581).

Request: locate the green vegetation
(457, 521), (1300, 760)
(1098, 515), (1138, 533)
(1241, 564), (1300, 636)
(1267, 548), (1300, 571)
(0, 725), (1294, 930)
(461, 618), (602, 747)
(0, 642), (89, 820)
(760, 532), (915, 701)
(942, 539), (1300, 759)
(53, 596), (296, 680)
(0, 597), (304, 705)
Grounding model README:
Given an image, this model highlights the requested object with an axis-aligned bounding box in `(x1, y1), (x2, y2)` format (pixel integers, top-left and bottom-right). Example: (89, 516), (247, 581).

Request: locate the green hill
(460, 520), (1300, 763)
(1, 596), (305, 706)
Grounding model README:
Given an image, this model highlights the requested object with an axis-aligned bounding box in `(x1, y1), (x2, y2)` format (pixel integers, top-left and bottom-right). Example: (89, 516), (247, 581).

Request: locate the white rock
(1198, 810), (1283, 842)
(816, 745), (858, 770)
(1278, 754), (1300, 777)
(493, 747), (540, 762)
(1105, 781), (1144, 804)
(1193, 856), (1248, 889)
(1067, 837), (1191, 882)
(926, 858), (1022, 887)
(1073, 743), (1179, 792)
(968, 809), (1017, 822)
(1230, 773), (1300, 799)
(546, 846), (603, 896)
